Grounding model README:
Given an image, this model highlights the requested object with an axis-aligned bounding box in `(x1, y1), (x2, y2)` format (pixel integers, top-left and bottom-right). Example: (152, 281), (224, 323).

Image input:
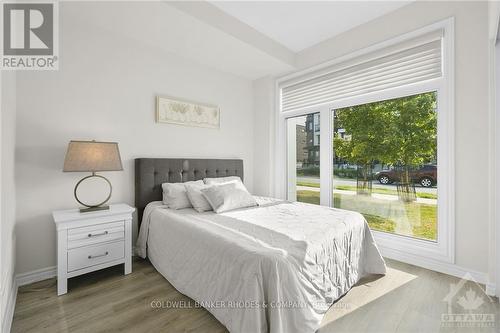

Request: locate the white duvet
(137, 197), (386, 333)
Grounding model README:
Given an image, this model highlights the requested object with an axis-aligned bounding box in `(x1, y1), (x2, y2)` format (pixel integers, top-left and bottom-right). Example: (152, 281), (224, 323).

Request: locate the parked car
(375, 165), (437, 187)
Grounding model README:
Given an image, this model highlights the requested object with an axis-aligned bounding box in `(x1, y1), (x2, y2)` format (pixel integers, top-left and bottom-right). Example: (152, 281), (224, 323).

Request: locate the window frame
(275, 18), (455, 265)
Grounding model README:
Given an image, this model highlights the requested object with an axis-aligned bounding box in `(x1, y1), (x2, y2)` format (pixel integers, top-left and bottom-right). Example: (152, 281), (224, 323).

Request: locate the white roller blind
(281, 38), (442, 112)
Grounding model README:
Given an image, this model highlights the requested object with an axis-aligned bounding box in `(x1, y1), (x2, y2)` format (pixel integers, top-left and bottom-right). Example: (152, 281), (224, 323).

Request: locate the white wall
(14, 3), (255, 274)
(495, 40), (500, 297)
(488, 0), (500, 296)
(252, 77), (275, 196)
(259, 1), (490, 275)
(1, 71), (17, 332)
(489, 0), (500, 41)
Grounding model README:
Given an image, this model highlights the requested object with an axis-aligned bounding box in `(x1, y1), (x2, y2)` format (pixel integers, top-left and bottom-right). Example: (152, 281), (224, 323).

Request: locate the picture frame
(156, 96), (220, 129)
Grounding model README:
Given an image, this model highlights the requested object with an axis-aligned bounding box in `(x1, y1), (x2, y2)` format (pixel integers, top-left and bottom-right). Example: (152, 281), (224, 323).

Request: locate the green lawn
(296, 181), (437, 200)
(296, 190), (321, 205)
(296, 190), (437, 240)
(296, 181), (322, 188)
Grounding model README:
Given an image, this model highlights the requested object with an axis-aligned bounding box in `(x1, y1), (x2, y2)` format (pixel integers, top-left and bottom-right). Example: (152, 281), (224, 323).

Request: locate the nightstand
(52, 204), (135, 295)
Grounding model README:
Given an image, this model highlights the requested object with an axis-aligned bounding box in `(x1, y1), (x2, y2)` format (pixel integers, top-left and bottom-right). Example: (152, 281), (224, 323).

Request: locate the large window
(280, 19), (454, 264)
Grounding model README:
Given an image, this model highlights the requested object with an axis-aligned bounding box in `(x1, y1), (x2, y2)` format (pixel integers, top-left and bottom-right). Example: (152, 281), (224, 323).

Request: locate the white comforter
(137, 197), (386, 333)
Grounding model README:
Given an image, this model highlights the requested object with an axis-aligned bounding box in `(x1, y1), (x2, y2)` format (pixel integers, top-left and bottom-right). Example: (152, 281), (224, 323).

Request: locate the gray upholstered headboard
(135, 158), (243, 224)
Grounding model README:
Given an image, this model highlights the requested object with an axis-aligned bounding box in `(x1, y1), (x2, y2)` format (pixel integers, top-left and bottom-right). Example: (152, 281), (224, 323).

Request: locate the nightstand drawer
(67, 241), (124, 272)
(68, 221), (124, 249)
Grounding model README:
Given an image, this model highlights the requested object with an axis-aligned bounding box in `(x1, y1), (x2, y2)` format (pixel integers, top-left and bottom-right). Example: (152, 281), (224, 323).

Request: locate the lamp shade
(63, 140), (123, 172)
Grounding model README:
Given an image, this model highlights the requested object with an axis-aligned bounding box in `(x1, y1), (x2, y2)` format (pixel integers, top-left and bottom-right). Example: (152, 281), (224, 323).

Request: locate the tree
(334, 101), (392, 194)
(386, 92), (437, 170)
(385, 92), (437, 201)
(334, 92), (437, 200)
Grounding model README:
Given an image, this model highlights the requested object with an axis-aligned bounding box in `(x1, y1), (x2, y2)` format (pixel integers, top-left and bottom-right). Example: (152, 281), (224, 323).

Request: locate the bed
(135, 158), (386, 333)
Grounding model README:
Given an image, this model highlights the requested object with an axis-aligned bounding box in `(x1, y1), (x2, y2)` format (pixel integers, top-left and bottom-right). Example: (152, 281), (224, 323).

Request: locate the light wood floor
(11, 258), (500, 333)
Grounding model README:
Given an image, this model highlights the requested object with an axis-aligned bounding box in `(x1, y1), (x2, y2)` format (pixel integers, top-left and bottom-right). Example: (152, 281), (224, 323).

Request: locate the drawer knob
(87, 231), (108, 238)
(88, 251), (109, 259)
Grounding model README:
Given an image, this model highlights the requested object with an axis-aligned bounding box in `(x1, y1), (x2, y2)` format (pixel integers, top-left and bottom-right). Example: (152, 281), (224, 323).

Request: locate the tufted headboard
(135, 158), (243, 224)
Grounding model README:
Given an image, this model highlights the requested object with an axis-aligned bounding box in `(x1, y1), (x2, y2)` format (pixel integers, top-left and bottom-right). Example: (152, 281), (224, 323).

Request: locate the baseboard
(1, 276), (18, 333)
(16, 266), (56, 287)
(380, 247), (495, 295)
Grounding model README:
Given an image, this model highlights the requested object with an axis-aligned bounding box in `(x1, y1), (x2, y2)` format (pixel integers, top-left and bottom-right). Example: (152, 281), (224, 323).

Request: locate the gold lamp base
(79, 205), (110, 213)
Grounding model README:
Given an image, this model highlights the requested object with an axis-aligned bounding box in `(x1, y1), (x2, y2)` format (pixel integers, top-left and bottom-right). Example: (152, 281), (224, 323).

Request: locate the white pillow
(203, 176), (242, 185)
(185, 183), (213, 212)
(201, 182), (257, 214)
(162, 180), (203, 209)
(204, 176), (249, 192)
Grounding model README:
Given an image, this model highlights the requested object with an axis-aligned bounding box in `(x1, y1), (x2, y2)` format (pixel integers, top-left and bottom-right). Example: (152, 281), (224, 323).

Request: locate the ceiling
(211, 1), (412, 52)
(66, 1), (295, 80)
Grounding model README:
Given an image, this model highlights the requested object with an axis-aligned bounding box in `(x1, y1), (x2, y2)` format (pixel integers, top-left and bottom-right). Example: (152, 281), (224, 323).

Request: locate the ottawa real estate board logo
(441, 273), (496, 328)
(0, 1), (58, 70)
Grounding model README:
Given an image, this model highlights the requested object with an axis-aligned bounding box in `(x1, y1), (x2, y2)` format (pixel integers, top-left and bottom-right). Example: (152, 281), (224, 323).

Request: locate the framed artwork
(156, 96), (220, 129)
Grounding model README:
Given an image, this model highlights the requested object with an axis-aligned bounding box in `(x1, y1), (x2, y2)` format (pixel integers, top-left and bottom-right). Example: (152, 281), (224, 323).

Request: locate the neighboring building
(305, 113), (320, 166)
(295, 124), (307, 167)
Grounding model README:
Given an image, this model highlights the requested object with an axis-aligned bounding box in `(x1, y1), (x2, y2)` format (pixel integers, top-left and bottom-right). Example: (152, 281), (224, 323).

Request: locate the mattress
(136, 197), (386, 333)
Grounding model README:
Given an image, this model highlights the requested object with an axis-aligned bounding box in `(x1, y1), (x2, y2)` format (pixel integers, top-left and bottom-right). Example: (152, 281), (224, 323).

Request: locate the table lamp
(63, 140), (123, 213)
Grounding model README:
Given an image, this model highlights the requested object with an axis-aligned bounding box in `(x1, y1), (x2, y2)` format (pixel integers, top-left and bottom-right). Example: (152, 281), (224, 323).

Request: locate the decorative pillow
(203, 176), (242, 185)
(203, 176), (249, 192)
(201, 182), (257, 214)
(185, 183), (213, 212)
(162, 180), (203, 209)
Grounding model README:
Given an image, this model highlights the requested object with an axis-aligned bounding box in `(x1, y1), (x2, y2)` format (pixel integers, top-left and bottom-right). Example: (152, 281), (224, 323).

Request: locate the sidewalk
(296, 186), (437, 205)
